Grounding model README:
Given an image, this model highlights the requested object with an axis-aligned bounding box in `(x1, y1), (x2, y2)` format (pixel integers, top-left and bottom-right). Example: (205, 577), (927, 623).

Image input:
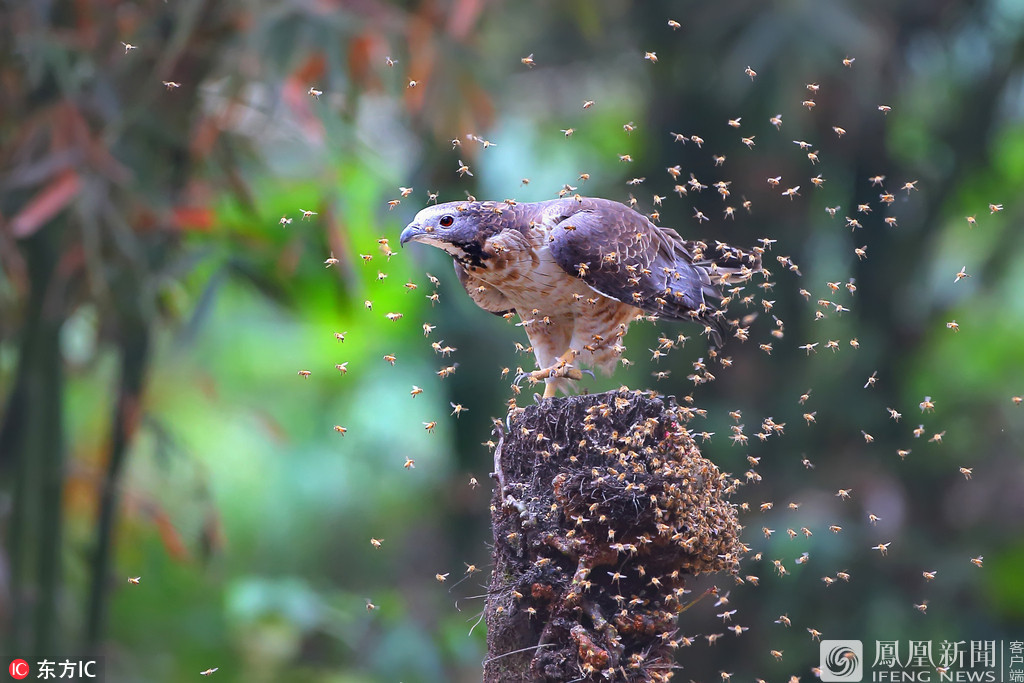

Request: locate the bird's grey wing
(546, 200), (721, 321)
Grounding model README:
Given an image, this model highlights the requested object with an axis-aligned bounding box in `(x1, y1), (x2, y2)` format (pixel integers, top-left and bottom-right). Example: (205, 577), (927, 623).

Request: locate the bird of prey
(400, 197), (760, 398)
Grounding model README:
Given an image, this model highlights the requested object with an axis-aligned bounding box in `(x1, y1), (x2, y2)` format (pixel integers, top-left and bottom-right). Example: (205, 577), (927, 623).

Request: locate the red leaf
(10, 169), (81, 238)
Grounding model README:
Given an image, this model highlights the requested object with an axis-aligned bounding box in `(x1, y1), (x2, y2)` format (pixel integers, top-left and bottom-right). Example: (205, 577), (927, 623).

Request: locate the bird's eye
(439, 215), (454, 227)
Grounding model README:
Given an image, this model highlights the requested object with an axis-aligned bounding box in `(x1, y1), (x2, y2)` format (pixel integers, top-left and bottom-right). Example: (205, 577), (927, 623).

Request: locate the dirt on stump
(484, 388), (743, 683)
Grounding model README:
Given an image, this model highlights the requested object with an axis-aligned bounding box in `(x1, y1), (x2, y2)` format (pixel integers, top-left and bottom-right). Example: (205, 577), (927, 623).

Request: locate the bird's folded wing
(546, 200), (716, 321)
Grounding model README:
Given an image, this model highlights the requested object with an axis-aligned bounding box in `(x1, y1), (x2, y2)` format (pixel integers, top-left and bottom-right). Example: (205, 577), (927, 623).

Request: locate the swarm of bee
(485, 388), (742, 682)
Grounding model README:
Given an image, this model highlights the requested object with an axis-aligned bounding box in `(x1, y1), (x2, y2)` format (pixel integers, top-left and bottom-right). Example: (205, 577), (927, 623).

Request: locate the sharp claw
(533, 392), (544, 403)
(581, 369), (596, 379)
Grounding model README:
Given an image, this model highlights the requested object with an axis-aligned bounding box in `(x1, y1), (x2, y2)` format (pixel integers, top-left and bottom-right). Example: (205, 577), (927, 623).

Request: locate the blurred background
(2, 0), (1023, 681)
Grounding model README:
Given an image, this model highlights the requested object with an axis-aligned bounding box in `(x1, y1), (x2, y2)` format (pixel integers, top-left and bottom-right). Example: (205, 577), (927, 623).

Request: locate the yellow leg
(520, 349), (582, 399)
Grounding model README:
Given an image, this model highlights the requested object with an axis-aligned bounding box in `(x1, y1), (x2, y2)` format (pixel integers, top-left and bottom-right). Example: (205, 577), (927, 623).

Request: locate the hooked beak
(400, 223), (426, 247)
(399, 222), (440, 248)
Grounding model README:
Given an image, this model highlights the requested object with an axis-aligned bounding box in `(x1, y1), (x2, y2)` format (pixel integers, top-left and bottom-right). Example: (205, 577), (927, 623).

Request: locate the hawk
(399, 197), (760, 398)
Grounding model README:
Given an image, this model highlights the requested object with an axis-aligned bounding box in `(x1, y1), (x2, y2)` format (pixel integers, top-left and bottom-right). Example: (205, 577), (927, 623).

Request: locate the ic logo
(9, 659), (30, 680)
(821, 640), (863, 682)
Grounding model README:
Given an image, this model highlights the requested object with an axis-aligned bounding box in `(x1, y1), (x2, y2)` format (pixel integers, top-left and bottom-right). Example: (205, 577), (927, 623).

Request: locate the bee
(897, 449), (912, 459)
(450, 402), (468, 417)
(920, 396), (935, 412)
(468, 477), (479, 489)
(745, 65), (757, 80)
(121, 42), (138, 53)
(802, 99), (816, 109)
(728, 118), (742, 128)
(335, 362), (348, 375)
(644, 51), (658, 63)
(407, 79), (417, 88)
(324, 252), (339, 267)
(333, 425), (347, 436)
(298, 370), (311, 378)
(833, 126), (846, 137)
(775, 614), (791, 627)
(200, 668), (218, 676)
(335, 332), (347, 342)
(872, 542), (891, 556)
(162, 81), (181, 90)
(370, 538), (383, 549)
(878, 105), (892, 114)
(947, 320), (960, 332)
(971, 556), (984, 568)
(436, 573), (449, 582)
(308, 87), (322, 100)
(829, 525), (842, 533)
(690, 135), (704, 147)
(843, 56), (856, 67)
(864, 371), (878, 388)
(422, 323), (436, 336)
(521, 53), (536, 67)
(385, 56), (397, 67)
(583, 100), (595, 109)
(422, 421), (436, 433)
(385, 312), (403, 322)
(403, 458), (415, 469)
(299, 209), (317, 220)
(410, 386), (423, 398)
(128, 576), (141, 585)
(382, 354), (396, 365)
(825, 206), (839, 217)
(457, 160), (473, 177)
(836, 489), (852, 500)
(959, 467), (973, 479)
(990, 203), (1003, 213)
(741, 136), (755, 149)
(366, 599), (377, 611)
(668, 19), (681, 29)
(618, 153), (633, 162)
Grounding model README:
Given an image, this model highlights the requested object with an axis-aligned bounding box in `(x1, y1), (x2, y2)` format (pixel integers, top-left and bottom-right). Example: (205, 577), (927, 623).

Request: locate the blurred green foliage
(2, 0), (1024, 681)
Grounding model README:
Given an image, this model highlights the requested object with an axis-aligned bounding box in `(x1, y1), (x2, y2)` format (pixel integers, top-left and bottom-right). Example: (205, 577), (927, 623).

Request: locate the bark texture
(484, 388), (743, 682)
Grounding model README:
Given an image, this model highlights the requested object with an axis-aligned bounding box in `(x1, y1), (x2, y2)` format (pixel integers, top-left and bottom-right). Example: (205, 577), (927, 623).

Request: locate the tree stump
(484, 388), (742, 682)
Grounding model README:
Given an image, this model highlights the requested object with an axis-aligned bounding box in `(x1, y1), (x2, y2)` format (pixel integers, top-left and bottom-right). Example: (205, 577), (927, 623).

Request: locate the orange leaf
(11, 169), (81, 238)
(172, 206), (214, 232)
(151, 508), (191, 562)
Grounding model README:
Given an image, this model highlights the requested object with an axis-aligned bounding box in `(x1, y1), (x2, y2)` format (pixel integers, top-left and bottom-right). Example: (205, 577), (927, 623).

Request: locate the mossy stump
(484, 388), (742, 683)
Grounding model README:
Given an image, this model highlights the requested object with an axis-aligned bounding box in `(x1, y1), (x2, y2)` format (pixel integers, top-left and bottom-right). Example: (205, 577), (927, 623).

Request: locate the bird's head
(400, 201), (508, 267)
